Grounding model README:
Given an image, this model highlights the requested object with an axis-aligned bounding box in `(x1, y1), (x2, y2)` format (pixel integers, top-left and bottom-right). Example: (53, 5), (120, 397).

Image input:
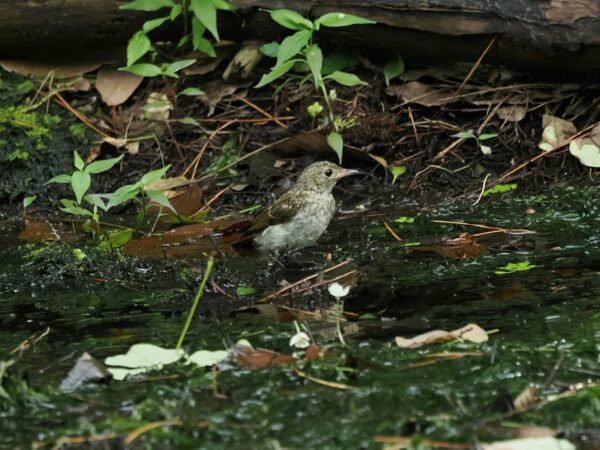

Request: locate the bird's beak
(337, 168), (361, 179)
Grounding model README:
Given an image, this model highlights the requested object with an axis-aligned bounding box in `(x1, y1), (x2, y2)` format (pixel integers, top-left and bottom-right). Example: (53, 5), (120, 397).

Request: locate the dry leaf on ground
(569, 122), (600, 167)
(18, 220), (59, 242)
(234, 345), (296, 369)
(96, 68), (143, 106)
(386, 81), (454, 107)
(0, 59), (104, 78)
(538, 114), (577, 151)
(395, 323), (488, 348)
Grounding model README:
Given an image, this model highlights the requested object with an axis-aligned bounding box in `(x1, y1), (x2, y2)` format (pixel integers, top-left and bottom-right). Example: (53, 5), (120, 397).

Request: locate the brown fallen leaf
(395, 323), (488, 348)
(96, 68), (143, 106)
(235, 345), (296, 369)
(223, 40), (264, 79)
(415, 233), (486, 259)
(496, 105), (527, 123)
(18, 220), (59, 242)
(386, 81), (454, 107)
(569, 122), (600, 168)
(0, 59), (103, 78)
(513, 385), (539, 412)
(538, 114), (577, 151)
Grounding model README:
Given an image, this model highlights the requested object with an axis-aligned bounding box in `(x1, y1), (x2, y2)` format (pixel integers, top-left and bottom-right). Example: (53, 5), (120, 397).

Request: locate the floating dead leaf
(59, 352), (112, 392)
(513, 385), (539, 412)
(0, 59), (103, 78)
(569, 123), (600, 167)
(395, 323), (488, 348)
(18, 220), (59, 242)
(96, 68), (143, 106)
(481, 437), (575, 450)
(234, 345), (296, 369)
(509, 425), (558, 439)
(496, 105), (526, 123)
(305, 344), (328, 362)
(122, 217), (250, 258)
(538, 114), (577, 151)
(223, 40), (264, 79)
(415, 233), (485, 259)
(386, 81), (454, 107)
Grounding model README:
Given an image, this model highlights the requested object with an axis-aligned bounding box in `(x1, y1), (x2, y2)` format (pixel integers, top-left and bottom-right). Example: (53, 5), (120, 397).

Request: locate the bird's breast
(253, 192), (336, 251)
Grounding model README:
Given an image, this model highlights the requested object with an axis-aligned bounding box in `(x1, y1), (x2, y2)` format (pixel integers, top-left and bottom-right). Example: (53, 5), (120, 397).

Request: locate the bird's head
(295, 161), (360, 193)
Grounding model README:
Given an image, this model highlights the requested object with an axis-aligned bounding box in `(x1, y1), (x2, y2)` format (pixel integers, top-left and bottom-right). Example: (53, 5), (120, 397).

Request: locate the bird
(245, 161), (360, 253)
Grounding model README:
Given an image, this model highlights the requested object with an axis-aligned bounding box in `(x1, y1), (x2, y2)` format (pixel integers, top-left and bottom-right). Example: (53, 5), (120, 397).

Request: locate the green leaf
(60, 205), (93, 217)
(127, 31), (152, 67)
(74, 151), (85, 170)
(104, 343), (183, 381)
(166, 59), (196, 73)
(327, 131), (344, 164)
(99, 228), (135, 250)
(106, 184), (141, 209)
(383, 54), (404, 86)
(390, 165), (406, 184)
(321, 51), (359, 75)
(324, 70), (367, 86)
(191, 17), (216, 56)
(270, 9), (313, 31)
(179, 117), (200, 125)
(307, 101), (323, 118)
(483, 183), (518, 197)
(170, 4), (182, 19)
(260, 41), (279, 57)
(478, 133), (498, 141)
(141, 165), (171, 186)
(85, 155), (124, 174)
(143, 16), (170, 33)
(452, 130), (477, 140)
(276, 29), (311, 66)
(495, 261), (539, 275)
(236, 286), (256, 296)
(255, 60), (296, 88)
(178, 87), (204, 97)
(210, 0), (235, 11)
(122, 63), (163, 77)
(393, 215), (414, 223)
(305, 44), (323, 86)
(23, 195), (36, 209)
(47, 174), (72, 184)
(120, 0), (175, 11)
(315, 12), (376, 28)
(84, 194), (108, 212)
(146, 190), (176, 213)
(191, 0), (219, 41)
(71, 170), (91, 204)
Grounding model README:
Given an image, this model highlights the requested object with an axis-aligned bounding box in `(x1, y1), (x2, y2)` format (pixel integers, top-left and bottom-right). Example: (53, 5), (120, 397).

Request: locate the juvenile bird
(248, 161), (359, 252)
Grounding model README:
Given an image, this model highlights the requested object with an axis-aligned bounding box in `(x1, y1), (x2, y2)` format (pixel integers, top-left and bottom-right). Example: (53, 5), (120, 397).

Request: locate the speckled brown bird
(248, 161), (359, 252)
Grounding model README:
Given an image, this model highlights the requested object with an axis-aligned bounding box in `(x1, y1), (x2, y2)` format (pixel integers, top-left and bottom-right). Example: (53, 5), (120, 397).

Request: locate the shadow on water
(1, 187), (599, 449)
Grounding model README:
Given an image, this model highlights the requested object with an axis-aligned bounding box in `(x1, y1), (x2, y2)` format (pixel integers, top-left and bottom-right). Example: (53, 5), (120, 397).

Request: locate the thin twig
(234, 94), (288, 128)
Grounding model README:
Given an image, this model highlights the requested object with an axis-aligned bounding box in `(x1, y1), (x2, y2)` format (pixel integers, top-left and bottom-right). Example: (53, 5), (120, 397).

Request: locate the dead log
(0, 0), (599, 73)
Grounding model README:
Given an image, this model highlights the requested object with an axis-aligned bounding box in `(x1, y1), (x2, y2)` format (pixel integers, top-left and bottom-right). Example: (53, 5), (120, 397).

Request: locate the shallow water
(1, 187), (599, 449)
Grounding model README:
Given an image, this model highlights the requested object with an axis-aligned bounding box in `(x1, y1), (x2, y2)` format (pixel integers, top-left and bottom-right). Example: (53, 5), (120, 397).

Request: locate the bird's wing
(247, 190), (304, 233)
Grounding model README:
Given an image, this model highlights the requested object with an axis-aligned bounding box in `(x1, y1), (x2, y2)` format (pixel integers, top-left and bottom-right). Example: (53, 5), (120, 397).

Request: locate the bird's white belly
(254, 193), (336, 251)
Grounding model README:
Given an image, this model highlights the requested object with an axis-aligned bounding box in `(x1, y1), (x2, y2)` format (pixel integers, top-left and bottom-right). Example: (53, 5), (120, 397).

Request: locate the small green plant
(452, 130), (498, 156)
(257, 9), (376, 163)
(47, 151), (124, 227)
(22, 195), (36, 213)
(47, 151), (175, 234)
(120, 0), (234, 79)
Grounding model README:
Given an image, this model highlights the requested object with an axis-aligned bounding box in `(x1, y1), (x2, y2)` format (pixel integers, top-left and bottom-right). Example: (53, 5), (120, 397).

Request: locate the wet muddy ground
(1, 186), (599, 449)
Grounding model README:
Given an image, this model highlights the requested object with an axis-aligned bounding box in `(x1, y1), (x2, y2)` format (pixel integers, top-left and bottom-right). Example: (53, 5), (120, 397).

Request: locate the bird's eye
(324, 168), (333, 177)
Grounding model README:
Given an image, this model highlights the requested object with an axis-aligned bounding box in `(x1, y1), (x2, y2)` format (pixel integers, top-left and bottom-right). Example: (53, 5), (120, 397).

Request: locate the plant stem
(319, 79), (338, 132)
(176, 256), (215, 350)
(335, 297), (346, 346)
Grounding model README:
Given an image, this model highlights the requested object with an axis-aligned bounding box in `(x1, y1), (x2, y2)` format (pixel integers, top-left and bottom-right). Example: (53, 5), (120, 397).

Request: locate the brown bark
(1, 0), (599, 72)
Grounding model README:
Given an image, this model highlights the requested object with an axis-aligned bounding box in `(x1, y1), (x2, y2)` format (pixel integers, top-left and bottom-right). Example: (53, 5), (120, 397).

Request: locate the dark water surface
(1, 187), (599, 449)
